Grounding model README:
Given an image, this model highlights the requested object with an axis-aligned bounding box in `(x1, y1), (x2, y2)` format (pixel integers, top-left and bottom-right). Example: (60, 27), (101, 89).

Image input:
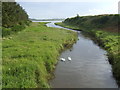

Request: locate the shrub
(2, 27), (12, 37)
(11, 25), (25, 32)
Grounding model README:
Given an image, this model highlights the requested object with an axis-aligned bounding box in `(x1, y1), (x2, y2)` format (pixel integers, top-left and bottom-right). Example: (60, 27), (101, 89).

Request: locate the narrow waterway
(46, 21), (118, 88)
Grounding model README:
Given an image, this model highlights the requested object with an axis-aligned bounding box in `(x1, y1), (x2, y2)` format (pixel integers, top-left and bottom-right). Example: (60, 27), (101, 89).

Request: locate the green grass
(2, 22), (77, 88)
(55, 23), (80, 30)
(63, 14), (119, 33)
(0, 35), (1, 89)
(56, 22), (120, 86)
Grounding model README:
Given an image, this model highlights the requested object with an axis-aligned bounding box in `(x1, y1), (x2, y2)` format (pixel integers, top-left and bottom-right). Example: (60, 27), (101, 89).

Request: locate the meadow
(55, 14), (120, 85)
(2, 22), (77, 88)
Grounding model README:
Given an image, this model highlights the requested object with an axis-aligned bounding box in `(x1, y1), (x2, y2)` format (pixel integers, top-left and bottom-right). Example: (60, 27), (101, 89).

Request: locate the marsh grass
(2, 22), (77, 88)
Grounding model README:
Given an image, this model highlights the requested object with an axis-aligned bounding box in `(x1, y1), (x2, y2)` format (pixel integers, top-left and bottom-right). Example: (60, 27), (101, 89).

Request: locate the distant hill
(30, 18), (65, 21)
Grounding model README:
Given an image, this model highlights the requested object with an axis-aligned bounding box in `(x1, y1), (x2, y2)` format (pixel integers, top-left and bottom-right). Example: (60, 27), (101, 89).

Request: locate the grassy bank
(55, 14), (120, 86)
(63, 14), (119, 33)
(2, 22), (77, 88)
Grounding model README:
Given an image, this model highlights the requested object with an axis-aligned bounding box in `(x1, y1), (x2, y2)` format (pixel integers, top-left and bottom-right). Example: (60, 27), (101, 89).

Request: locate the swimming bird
(60, 58), (65, 62)
(68, 57), (72, 61)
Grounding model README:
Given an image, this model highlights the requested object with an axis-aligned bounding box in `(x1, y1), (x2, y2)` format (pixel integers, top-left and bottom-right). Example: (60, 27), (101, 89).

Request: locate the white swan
(60, 58), (65, 62)
(68, 57), (72, 61)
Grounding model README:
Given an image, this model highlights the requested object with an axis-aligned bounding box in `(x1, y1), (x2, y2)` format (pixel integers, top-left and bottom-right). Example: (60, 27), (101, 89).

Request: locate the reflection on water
(47, 21), (118, 88)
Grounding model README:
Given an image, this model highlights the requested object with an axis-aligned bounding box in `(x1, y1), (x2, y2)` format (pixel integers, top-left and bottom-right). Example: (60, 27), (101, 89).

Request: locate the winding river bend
(46, 21), (118, 88)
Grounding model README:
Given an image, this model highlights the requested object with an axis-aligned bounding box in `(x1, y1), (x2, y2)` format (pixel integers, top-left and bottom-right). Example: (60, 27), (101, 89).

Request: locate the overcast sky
(17, 0), (119, 19)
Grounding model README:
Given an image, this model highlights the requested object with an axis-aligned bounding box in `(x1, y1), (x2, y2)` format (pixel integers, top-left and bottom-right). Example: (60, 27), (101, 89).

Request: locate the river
(46, 21), (118, 88)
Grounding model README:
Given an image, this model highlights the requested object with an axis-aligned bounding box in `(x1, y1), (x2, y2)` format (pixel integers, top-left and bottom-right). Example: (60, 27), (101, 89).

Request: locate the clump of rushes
(2, 22), (77, 88)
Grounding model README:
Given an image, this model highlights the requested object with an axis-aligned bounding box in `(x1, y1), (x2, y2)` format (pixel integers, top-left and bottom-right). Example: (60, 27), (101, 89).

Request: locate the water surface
(47, 21), (118, 88)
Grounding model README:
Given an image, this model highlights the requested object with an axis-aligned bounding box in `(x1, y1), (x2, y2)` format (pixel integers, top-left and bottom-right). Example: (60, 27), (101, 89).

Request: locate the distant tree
(76, 14), (79, 17)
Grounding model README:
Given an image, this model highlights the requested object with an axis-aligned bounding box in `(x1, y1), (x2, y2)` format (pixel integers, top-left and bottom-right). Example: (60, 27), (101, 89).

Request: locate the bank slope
(2, 22), (77, 88)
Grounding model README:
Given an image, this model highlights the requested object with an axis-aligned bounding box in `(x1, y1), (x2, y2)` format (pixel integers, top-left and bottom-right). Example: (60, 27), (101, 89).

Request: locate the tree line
(2, 2), (31, 36)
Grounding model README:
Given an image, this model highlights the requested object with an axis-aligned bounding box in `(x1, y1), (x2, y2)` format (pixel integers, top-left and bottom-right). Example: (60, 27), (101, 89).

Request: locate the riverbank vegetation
(2, 2), (77, 88)
(2, 22), (77, 88)
(55, 14), (120, 86)
(2, 2), (31, 37)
